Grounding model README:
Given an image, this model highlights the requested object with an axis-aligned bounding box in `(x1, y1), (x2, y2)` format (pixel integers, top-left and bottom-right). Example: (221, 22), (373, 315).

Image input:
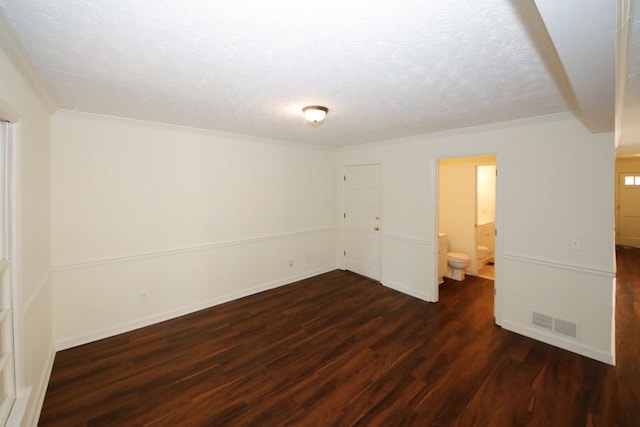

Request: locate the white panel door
(618, 173), (640, 247)
(344, 164), (381, 280)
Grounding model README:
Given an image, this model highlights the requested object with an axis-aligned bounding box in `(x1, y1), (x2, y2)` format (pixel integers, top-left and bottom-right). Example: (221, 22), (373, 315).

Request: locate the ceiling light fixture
(302, 106), (329, 127)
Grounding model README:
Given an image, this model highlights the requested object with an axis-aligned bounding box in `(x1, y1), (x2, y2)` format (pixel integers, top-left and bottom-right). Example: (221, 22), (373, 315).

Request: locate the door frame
(343, 163), (382, 281)
(475, 163), (497, 276)
(431, 149), (503, 325)
(616, 171), (640, 247)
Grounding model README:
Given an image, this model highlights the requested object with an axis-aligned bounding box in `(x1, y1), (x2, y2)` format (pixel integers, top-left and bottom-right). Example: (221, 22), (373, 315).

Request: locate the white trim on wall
(6, 386), (30, 427)
(54, 110), (335, 152)
(52, 226), (337, 271)
(382, 233), (431, 247)
(382, 279), (432, 302)
(7, 119), (24, 414)
(338, 112), (576, 152)
(502, 252), (616, 278)
(23, 346), (54, 427)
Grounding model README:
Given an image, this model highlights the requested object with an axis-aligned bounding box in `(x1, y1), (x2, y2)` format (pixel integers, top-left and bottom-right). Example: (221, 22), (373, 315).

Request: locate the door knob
(374, 226), (380, 231)
(375, 215), (380, 220)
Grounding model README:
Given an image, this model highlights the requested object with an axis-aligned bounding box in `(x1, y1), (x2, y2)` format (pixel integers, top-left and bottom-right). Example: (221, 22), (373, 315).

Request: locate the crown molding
(0, 8), (56, 113)
(54, 110), (338, 152)
(338, 111), (579, 152)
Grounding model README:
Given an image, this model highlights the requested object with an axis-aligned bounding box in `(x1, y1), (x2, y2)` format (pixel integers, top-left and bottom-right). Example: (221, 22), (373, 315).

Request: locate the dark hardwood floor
(39, 248), (640, 426)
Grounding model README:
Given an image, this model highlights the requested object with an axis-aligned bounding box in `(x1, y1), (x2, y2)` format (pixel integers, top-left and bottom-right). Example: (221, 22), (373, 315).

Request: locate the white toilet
(446, 252), (471, 281)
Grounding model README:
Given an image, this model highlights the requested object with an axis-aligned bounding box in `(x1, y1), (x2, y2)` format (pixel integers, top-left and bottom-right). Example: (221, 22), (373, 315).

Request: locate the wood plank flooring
(39, 247), (640, 426)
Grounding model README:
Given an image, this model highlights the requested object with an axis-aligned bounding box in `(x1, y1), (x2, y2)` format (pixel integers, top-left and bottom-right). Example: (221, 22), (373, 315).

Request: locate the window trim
(0, 120), (22, 426)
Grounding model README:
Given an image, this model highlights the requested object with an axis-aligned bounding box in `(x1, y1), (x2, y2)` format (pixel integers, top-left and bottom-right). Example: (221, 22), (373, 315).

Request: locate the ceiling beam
(534, 0), (615, 133)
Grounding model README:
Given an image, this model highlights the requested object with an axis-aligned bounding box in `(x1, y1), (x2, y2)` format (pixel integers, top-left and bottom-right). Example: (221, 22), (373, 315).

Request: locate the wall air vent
(532, 312), (579, 339)
(532, 312), (553, 331)
(553, 318), (578, 339)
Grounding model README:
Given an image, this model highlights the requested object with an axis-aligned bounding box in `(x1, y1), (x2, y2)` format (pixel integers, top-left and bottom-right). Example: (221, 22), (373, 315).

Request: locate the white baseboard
(382, 279), (435, 303)
(20, 346), (55, 427)
(55, 265), (337, 351)
(501, 320), (614, 366)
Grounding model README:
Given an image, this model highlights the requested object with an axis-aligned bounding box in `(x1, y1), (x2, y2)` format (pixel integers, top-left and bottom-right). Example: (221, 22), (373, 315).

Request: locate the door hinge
(344, 250), (346, 256)
(496, 169), (498, 177)
(494, 229), (497, 237)
(344, 213), (346, 219)
(344, 175), (346, 181)
(494, 288), (496, 295)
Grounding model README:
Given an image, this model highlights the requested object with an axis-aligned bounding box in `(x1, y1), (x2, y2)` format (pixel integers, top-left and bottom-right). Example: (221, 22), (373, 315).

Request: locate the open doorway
(434, 153), (500, 322)
(438, 155), (496, 279)
(476, 163), (497, 280)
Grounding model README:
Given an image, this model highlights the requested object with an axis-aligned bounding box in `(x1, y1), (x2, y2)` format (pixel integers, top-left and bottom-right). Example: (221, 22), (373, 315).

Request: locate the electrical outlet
(288, 259), (294, 267)
(140, 292), (148, 302)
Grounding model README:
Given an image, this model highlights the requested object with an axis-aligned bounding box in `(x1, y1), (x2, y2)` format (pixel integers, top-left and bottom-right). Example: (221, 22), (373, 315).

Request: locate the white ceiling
(0, 0), (621, 148)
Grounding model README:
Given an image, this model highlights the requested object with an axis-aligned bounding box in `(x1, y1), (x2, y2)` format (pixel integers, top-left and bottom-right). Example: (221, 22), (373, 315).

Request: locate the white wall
(0, 34), (53, 426)
(477, 164), (496, 224)
(338, 113), (616, 364)
(51, 112), (338, 348)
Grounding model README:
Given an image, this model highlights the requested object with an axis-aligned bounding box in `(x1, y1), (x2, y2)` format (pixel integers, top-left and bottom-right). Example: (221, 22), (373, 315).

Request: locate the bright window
(624, 175), (640, 186)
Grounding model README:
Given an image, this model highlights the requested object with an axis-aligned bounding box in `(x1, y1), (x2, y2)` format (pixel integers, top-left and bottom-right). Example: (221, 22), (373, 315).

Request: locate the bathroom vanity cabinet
(476, 222), (495, 266)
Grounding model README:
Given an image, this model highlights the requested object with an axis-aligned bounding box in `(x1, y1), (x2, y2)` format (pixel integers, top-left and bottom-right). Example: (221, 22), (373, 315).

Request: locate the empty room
(0, 0), (638, 425)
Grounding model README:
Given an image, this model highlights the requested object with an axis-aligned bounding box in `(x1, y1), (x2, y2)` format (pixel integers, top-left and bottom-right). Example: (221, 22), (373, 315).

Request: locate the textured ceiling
(0, 0), (587, 146)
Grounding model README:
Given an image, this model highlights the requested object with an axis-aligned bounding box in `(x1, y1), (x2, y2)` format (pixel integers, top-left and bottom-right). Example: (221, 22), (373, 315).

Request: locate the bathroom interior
(438, 155), (496, 283)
